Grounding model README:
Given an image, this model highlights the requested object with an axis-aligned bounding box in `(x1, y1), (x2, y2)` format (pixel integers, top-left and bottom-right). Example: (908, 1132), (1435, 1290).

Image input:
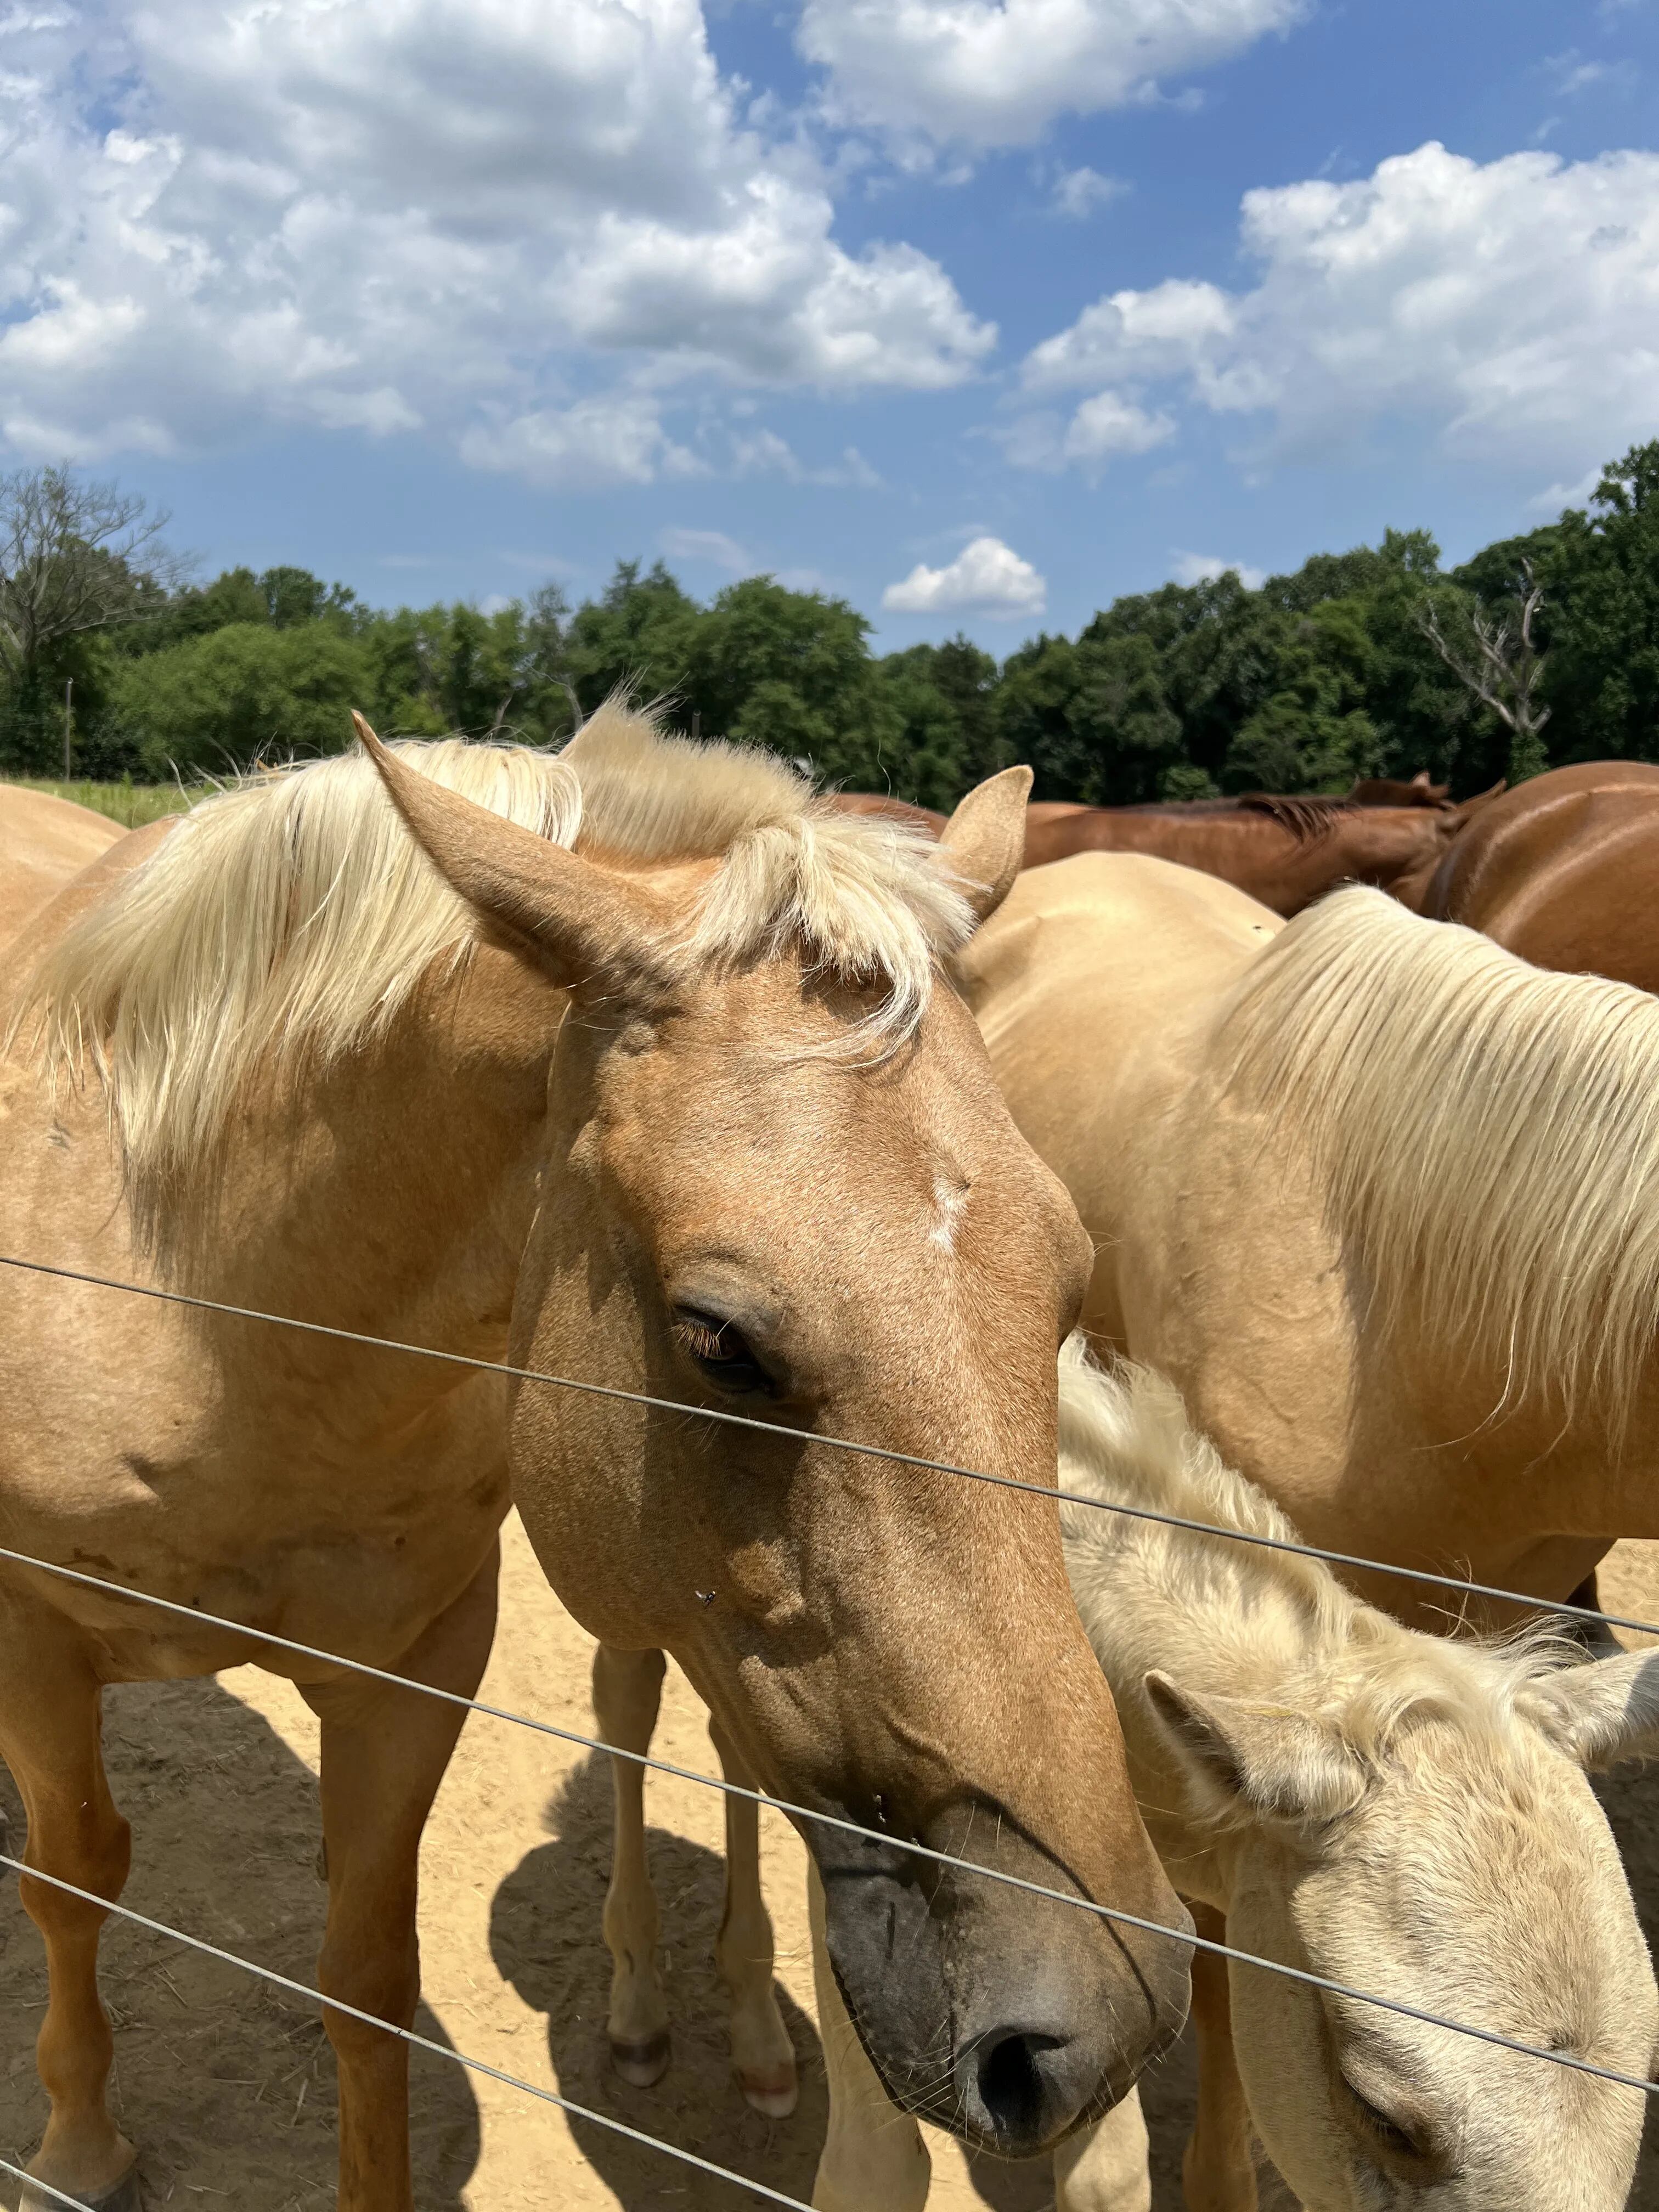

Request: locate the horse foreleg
(0, 1600), (137, 2212)
(1052, 2091), (1152, 2212)
(592, 1643), (671, 2086)
(707, 1714), (797, 2115)
(301, 1542), (499, 2212)
(808, 1862), (931, 2212)
(1182, 1906), (1256, 2212)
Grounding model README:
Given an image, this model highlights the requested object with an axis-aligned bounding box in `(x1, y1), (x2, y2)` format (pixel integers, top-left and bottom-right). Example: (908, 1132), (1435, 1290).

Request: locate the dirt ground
(4, 1523), (1659, 2212)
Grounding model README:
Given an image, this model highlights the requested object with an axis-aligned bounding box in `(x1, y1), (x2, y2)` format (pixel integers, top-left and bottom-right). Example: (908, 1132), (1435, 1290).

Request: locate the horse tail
(1217, 885), (1659, 1439)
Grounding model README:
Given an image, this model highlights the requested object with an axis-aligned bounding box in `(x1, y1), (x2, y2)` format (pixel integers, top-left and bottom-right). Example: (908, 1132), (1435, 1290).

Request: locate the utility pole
(63, 678), (74, 780)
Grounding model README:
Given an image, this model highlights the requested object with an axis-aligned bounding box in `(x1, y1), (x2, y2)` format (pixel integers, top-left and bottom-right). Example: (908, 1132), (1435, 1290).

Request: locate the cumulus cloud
(798, 0), (1306, 149)
(1013, 142), (1659, 479)
(882, 535), (1047, 618)
(1172, 550), (1266, 589)
(0, 0), (994, 475)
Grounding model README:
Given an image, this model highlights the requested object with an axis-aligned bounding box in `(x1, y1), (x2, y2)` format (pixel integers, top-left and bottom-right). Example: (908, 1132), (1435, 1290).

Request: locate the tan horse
(0, 786), (121, 947)
(952, 849), (1659, 1621)
(0, 715), (1188, 2212)
(812, 1347), (1659, 2211)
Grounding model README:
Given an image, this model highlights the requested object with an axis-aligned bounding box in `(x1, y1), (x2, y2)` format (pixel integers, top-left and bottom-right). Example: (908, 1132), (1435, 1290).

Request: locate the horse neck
(182, 945), (563, 1400)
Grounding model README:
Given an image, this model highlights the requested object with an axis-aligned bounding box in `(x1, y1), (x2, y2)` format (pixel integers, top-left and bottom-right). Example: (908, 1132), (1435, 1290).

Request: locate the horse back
(0, 784), (125, 954)
(1423, 761), (1659, 991)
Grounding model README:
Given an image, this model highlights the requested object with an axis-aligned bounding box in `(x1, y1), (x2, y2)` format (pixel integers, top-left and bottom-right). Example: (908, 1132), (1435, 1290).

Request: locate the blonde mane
(1215, 886), (1659, 1440)
(1056, 1343), (1567, 1813)
(22, 702), (975, 1237)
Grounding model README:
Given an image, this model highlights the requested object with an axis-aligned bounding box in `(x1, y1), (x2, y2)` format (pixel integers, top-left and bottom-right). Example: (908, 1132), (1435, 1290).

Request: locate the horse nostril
(961, 2028), (1064, 2146)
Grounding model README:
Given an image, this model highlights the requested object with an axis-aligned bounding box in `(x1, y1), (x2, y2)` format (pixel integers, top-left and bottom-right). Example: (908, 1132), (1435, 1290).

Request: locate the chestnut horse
(832, 777), (1489, 916)
(1416, 758), (1659, 990)
(0, 713), (1188, 2212)
(1017, 791), (1497, 913)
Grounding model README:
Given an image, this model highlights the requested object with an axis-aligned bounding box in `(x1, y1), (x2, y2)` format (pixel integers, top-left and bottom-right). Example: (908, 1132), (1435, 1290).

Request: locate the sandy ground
(4, 1524), (1659, 2212)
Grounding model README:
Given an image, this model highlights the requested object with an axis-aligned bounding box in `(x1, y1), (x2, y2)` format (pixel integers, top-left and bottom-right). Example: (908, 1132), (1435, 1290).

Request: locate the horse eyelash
(674, 1315), (733, 1362)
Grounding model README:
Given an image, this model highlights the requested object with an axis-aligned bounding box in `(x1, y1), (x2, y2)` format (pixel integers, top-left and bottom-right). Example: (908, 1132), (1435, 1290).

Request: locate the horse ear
(352, 713), (674, 995)
(936, 765), (1033, 924)
(1521, 1650), (1659, 1771)
(1144, 1672), (1368, 1828)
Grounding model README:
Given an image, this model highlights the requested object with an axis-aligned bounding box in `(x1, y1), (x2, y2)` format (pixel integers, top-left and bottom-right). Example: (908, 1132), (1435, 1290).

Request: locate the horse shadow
(489, 1750), (827, 2208)
(0, 1673), (479, 2212)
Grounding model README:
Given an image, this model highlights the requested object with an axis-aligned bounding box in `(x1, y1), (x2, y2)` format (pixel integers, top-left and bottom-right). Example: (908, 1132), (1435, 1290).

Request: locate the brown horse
(1415, 759), (1659, 990)
(0, 711), (1188, 2212)
(1018, 791), (1498, 913)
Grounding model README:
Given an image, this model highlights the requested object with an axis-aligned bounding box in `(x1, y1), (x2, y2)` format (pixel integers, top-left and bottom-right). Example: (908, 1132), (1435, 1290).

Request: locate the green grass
(11, 777), (207, 828)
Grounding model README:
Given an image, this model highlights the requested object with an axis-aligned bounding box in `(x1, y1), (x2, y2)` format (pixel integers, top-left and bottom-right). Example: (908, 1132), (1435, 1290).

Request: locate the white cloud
(882, 535), (1046, 618)
(1172, 550), (1266, 589)
(798, 0), (1306, 150)
(1052, 166), (1127, 218)
(0, 0), (994, 475)
(996, 391), (1173, 475)
(1015, 142), (1659, 479)
(660, 526), (752, 571)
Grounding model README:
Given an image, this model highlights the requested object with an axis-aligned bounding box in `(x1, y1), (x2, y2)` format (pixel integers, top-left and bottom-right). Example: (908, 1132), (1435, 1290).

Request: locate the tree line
(3, 443), (1657, 805)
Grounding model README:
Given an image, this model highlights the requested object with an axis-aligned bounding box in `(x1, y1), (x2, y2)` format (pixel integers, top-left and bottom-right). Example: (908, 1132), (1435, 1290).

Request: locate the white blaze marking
(930, 1173), (968, 1254)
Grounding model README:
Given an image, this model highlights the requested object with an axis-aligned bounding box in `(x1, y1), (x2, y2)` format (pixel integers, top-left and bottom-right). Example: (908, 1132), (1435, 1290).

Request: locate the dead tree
(0, 465), (184, 693)
(1417, 562), (1551, 780)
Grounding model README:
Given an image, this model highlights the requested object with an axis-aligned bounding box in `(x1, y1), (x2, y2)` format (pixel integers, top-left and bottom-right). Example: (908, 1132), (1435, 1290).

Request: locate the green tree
(1527, 443), (1659, 763)
(107, 623), (379, 774)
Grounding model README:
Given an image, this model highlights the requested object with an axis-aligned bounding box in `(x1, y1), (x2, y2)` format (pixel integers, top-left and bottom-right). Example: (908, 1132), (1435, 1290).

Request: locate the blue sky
(3, 0), (1656, 648)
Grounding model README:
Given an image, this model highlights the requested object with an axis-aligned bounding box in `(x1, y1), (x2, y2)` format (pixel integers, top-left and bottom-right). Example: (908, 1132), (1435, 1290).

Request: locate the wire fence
(3, 1246), (1657, 2210)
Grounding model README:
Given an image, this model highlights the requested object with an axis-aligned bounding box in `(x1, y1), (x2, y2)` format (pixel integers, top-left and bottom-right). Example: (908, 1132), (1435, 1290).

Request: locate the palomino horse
(1017, 789), (1500, 912)
(958, 848), (1659, 1618)
(1415, 758), (1659, 991)
(0, 714), (1189, 2212)
(811, 1346), (1659, 2212)
(0, 786), (120, 946)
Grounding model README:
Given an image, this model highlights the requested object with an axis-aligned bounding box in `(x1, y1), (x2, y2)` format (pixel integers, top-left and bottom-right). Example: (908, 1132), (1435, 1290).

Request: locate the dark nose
(956, 2024), (1074, 2146)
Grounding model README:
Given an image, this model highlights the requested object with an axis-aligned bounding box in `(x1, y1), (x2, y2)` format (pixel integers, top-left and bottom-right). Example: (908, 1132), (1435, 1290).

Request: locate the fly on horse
(809, 1346), (1659, 2212)
(1415, 758), (1659, 991)
(0, 712), (1189, 2212)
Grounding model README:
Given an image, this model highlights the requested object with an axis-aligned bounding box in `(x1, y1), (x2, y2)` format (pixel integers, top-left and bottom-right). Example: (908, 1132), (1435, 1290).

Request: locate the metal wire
(0, 2153), (96, 2212)
(0, 1855), (816, 2212)
(4, 1538), (1658, 2101)
(1, 1251), (1650, 1641)
(5, 1251), (1659, 2115)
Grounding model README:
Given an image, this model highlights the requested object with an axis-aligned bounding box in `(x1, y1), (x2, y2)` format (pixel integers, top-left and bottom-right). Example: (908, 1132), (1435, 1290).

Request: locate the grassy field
(10, 777), (206, 827)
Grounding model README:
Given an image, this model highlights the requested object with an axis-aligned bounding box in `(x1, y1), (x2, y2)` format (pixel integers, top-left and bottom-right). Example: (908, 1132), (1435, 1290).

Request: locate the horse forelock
(20, 699), (972, 1240)
(1216, 888), (1659, 1442)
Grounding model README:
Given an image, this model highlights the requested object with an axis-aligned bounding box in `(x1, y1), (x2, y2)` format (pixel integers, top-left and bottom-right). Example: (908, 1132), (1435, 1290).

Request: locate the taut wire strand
(0, 2152), (95, 2211)
(0, 1251), (1651, 1639)
(0, 1856), (816, 2212)
(1, 1561), (1656, 2097)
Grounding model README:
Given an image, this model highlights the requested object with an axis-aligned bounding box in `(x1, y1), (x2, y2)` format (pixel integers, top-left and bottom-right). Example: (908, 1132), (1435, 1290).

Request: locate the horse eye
(1343, 2078), (1427, 2162)
(671, 1308), (776, 1397)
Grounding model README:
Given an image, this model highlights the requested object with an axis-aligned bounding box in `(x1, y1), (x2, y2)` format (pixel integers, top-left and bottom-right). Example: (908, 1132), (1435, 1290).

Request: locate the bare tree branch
(0, 465), (189, 689)
(1416, 561), (1551, 748)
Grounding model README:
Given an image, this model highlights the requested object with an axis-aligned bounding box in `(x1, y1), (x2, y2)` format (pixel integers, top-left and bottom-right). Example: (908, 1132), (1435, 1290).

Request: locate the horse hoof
(21, 2166), (141, 2212)
(608, 2029), (671, 2087)
(738, 2061), (799, 2119)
